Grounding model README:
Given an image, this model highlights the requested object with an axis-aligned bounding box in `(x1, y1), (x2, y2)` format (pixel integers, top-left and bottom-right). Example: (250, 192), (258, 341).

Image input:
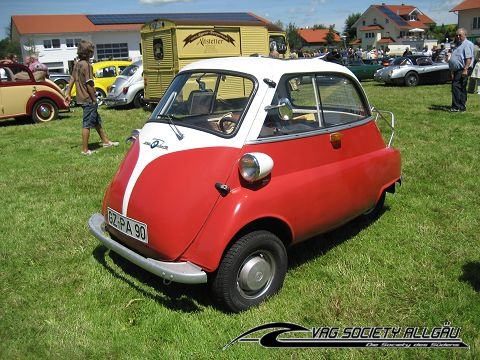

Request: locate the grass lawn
(1, 81), (479, 359)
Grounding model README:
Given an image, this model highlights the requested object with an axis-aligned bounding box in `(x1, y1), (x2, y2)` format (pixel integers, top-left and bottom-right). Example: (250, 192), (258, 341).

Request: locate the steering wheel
(218, 113), (238, 133)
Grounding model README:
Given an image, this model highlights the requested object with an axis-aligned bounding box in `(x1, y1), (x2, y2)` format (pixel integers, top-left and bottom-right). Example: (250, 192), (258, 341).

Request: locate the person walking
(448, 28), (475, 112)
(65, 40), (118, 155)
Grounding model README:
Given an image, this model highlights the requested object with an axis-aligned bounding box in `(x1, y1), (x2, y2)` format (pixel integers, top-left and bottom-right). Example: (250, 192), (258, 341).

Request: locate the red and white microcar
(89, 56), (401, 312)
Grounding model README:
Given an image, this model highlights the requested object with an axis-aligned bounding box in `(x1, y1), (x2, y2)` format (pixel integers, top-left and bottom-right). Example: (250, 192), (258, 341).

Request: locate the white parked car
(105, 60), (144, 108)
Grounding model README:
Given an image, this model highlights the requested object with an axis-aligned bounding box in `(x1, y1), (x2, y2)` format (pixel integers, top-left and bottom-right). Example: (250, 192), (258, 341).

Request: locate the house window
(96, 43), (129, 60)
(66, 38), (81, 48)
(43, 39), (61, 49)
(385, 18), (389, 24)
(373, 18), (377, 24)
(473, 17), (480, 30)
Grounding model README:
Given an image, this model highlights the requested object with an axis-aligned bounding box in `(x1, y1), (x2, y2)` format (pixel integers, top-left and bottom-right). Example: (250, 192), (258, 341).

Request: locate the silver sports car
(374, 55), (450, 86)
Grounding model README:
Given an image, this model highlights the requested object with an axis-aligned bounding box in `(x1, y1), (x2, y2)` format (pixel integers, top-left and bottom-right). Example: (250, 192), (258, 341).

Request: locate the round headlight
(239, 153), (274, 183)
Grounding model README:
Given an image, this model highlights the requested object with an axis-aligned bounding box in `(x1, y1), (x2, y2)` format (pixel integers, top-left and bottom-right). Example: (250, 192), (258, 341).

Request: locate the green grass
(1, 83), (479, 360)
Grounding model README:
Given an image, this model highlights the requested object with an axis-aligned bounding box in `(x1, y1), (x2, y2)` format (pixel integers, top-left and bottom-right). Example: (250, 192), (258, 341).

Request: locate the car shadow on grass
(92, 207), (388, 313)
(459, 261), (480, 292)
(92, 245), (213, 313)
(287, 206), (389, 269)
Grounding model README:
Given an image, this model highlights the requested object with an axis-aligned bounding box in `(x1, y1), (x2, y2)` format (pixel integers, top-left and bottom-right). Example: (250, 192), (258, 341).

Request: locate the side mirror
(264, 97), (293, 120)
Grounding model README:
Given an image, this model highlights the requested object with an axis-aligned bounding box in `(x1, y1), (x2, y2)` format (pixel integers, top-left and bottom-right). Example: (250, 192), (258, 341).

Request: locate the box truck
(141, 14), (287, 104)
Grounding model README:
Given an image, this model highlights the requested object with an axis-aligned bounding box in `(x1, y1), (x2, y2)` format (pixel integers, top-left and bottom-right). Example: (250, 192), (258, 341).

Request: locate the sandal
(81, 150), (95, 156)
(102, 141), (119, 148)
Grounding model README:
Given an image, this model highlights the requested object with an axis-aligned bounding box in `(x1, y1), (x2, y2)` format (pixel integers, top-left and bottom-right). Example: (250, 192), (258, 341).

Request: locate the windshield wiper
(156, 113), (184, 140)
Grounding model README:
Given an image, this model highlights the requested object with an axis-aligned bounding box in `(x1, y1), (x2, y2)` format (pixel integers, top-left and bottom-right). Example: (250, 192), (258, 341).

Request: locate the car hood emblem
(143, 138), (168, 150)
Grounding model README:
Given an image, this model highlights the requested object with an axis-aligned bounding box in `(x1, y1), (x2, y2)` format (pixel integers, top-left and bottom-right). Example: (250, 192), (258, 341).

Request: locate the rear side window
(260, 73), (370, 138)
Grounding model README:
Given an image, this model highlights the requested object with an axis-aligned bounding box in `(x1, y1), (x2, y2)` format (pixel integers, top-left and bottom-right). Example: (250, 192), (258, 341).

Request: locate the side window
(314, 74), (369, 126)
(153, 38), (164, 61)
(259, 73), (369, 138)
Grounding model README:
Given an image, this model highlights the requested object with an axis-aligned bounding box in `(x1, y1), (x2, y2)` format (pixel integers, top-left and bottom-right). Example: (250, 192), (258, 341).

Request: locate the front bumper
(88, 213), (208, 284)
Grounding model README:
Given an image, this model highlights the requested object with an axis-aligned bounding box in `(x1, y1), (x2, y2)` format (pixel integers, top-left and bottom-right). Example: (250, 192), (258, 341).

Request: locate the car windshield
(149, 71), (255, 137)
(392, 57), (413, 66)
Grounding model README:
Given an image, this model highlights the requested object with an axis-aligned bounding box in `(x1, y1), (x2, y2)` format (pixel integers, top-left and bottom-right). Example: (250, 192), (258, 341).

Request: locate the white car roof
(180, 56), (356, 80)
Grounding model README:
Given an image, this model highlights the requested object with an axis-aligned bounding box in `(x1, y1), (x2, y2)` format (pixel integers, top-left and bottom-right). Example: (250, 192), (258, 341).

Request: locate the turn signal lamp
(239, 153), (274, 182)
(330, 132), (343, 149)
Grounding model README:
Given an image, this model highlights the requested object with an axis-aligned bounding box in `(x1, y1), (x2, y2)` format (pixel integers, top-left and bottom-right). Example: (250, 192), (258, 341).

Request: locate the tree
(285, 23), (302, 51)
(326, 25), (337, 46)
(0, 37), (21, 60)
(344, 13), (361, 43)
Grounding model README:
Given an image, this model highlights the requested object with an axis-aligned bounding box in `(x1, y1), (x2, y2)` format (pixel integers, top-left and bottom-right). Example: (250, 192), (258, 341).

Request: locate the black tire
(211, 230), (287, 313)
(95, 88), (106, 105)
(133, 90), (145, 108)
(32, 99), (58, 123)
(404, 72), (419, 87)
(54, 79), (68, 91)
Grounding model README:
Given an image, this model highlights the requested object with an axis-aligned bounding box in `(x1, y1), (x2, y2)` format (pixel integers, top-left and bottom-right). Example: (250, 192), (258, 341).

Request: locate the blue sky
(2, 0), (460, 38)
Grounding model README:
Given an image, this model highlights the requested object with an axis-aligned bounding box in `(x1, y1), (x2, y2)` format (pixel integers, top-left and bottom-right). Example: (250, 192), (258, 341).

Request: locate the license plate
(107, 208), (148, 243)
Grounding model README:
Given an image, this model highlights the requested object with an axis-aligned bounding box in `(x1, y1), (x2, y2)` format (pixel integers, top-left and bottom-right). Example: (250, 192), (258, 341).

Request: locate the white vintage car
(105, 60), (144, 108)
(374, 55), (450, 86)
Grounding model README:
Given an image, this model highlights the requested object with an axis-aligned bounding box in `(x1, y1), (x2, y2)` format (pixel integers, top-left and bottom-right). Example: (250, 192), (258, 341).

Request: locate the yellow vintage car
(70, 60), (131, 105)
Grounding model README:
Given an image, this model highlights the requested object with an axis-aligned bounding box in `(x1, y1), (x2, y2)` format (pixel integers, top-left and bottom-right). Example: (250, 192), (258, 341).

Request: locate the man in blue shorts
(66, 40), (118, 155)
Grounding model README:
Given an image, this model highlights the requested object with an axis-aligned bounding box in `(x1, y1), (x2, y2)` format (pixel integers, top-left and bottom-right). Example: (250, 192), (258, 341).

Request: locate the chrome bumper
(88, 213), (208, 284)
(104, 97), (128, 107)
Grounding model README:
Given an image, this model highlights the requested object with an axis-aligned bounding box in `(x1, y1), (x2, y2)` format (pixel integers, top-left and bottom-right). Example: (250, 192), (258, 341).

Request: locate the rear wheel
(404, 72), (419, 87)
(32, 99), (58, 123)
(133, 90), (145, 108)
(211, 230), (287, 313)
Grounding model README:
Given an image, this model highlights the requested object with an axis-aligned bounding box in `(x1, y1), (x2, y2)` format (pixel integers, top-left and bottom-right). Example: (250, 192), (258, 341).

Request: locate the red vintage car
(0, 62), (69, 122)
(89, 56), (402, 312)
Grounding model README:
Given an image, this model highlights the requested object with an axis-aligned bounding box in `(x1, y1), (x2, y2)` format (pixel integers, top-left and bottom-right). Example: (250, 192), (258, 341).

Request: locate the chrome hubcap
(238, 253), (271, 292)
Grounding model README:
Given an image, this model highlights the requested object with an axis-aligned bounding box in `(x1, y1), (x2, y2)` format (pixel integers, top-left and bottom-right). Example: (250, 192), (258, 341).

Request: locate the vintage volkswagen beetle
(105, 60), (144, 108)
(89, 56), (402, 312)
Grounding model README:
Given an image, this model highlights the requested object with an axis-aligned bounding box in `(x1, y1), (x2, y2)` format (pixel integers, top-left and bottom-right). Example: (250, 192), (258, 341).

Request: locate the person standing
(65, 40), (118, 155)
(448, 28), (475, 112)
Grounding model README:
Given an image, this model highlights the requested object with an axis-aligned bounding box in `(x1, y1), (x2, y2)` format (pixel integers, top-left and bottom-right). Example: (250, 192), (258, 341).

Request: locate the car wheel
(32, 99), (58, 123)
(404, 72), (419, 87)
(133, 90), (145, 108)
(95, 88), (106, 105)
(55, 79), (68, 91)
(211, 230), (287, 313)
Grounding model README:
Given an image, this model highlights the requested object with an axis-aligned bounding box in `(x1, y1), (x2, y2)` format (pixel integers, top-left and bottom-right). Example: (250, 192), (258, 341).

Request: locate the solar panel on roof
(87, 13), (261, 25)
(377, 6), (410, 27)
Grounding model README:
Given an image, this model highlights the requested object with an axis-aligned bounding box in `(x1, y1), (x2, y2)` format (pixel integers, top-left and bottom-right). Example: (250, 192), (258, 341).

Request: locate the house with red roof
(352, 3), (438, 53)
(450, 0), (480, 43)
(296, 28), (342, 51)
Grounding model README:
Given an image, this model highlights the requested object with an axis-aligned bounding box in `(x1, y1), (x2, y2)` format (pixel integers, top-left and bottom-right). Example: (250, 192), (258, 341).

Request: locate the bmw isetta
(89, 56), (401, 312)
